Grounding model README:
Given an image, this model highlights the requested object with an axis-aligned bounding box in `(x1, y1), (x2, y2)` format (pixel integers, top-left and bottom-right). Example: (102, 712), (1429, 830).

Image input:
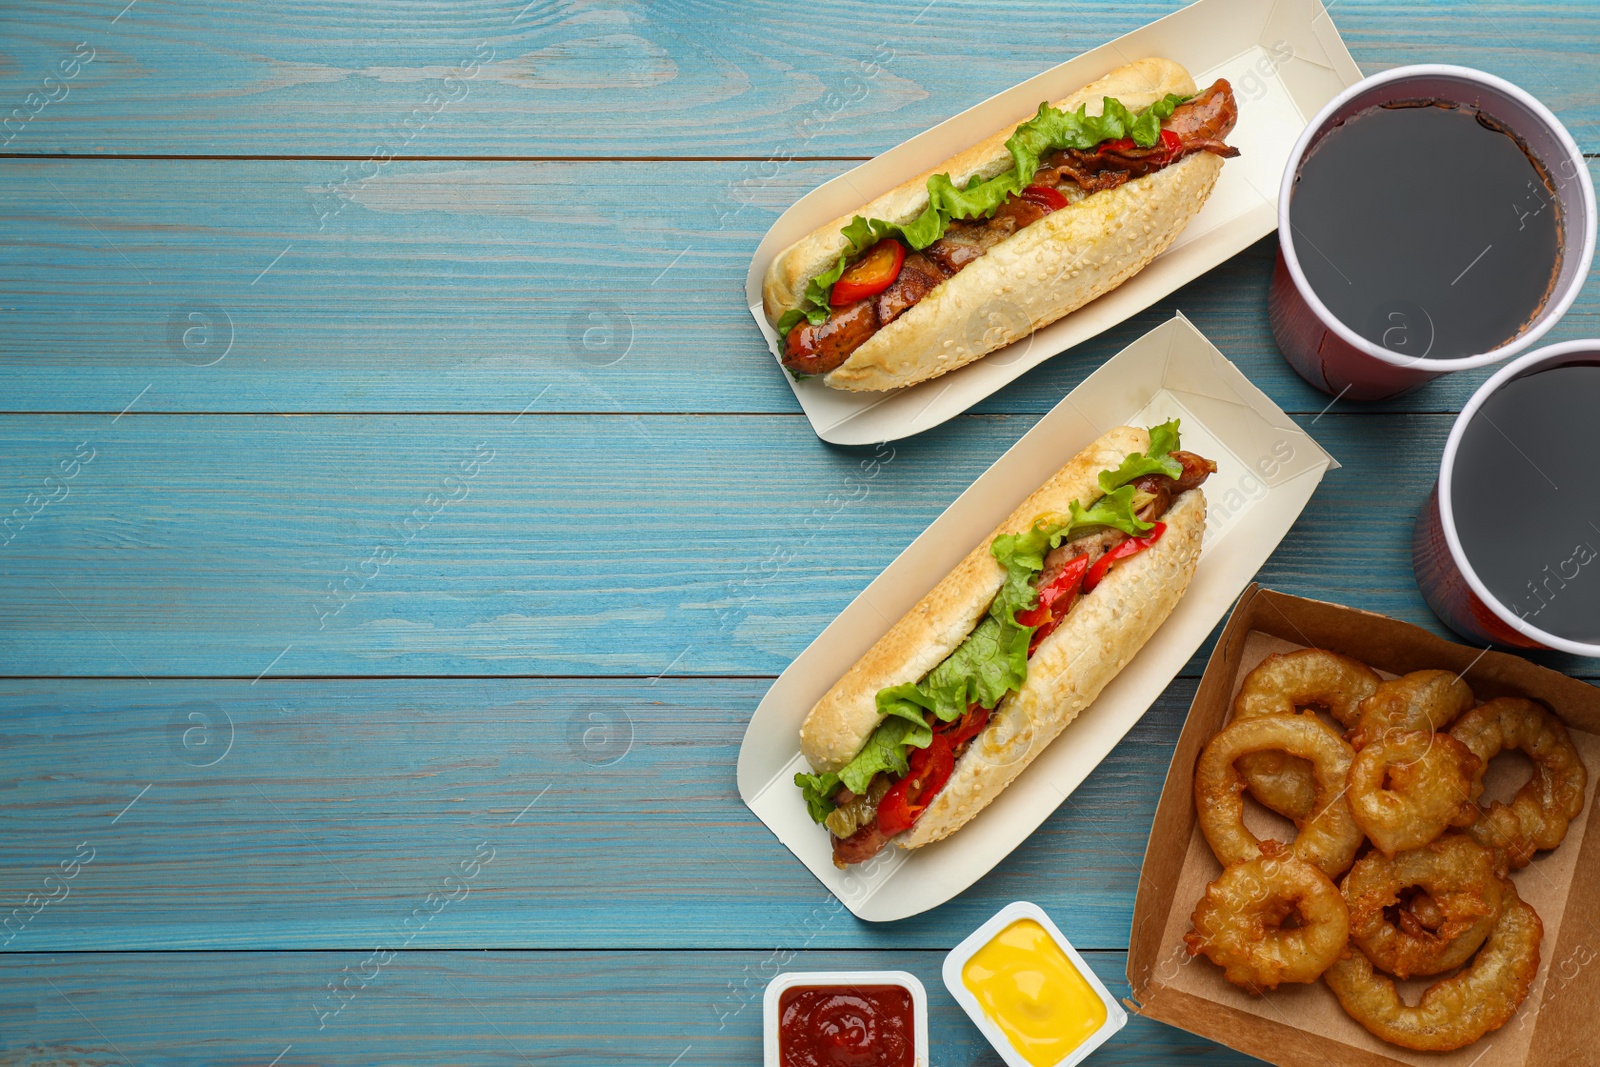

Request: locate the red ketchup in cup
(777, 984), (915, 1067)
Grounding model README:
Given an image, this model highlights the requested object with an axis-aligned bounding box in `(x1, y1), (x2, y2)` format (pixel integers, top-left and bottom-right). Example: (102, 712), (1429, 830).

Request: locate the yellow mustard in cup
(960, 918), (1108, 1067)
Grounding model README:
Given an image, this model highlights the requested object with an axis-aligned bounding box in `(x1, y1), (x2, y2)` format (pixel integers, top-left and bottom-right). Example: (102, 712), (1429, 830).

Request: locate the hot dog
(795, 422), (1215, 866)
(763, 59), (1239, 391)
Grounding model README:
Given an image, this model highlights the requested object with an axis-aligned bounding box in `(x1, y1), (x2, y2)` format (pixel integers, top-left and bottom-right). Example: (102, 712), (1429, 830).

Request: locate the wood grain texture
(0, 677), (1188, 951)
(3, 1), (1596, 1061)
(0, 949), (1263, 1066)
(0, 0), (1594, 157)
(2, 158), (1596, 415)
(7, 411), (1599, 678)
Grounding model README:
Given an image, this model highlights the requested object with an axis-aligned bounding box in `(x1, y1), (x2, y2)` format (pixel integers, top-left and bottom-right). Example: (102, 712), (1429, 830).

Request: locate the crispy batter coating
(1342, 834), (1501, 978)
(1232, 650), (1381, 819)
(1347, 731), (1482, 855)
(1187, 654), (1580, 1053)
(1195, 713), (1363, 877)
(1451, 697), (1588, 869)
(1349, 670), (1475, 750)
(1186, 848), (1350, 992)
(1324, 878), (1541, 1052)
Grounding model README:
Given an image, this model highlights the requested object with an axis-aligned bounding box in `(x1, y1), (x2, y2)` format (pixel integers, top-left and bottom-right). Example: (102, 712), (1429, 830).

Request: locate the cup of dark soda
(1414, 339), (1600, 654)
(1271, 65), (1594, 400)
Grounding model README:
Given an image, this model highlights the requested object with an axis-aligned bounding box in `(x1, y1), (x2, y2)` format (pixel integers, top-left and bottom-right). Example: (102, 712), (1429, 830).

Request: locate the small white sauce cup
(942, 901), (1127, 1067)
(763, 970), (929, 1067)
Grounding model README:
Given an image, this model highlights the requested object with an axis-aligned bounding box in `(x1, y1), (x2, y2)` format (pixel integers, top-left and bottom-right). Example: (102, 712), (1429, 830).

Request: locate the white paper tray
(745, 0), (1361, 444)
(736, 315), (1337, 921)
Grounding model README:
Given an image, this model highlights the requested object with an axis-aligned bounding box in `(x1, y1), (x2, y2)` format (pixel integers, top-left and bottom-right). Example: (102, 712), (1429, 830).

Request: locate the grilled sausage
(783, 299), (879, 375)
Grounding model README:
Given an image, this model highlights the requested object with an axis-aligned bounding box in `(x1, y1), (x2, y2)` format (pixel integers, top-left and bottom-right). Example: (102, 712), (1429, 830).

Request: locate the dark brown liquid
(1290, 101), (1561, 361)
(1452, 362), (1600, 642)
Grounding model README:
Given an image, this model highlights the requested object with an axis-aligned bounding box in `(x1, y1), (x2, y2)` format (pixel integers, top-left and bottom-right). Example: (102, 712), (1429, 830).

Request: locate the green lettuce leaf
(874, 613), (1024, 734)
(796, 529), (1057, 826)
(837, 713), (929, 796)
(776, 308), (810, 336)
(796, 523), (1066, 824)
(1006, 95), (1181, 177)
(795, 708), (934, 822)
(1069, 485), (1153, 536)
(1097, 418), (1184, 494)
(779, 94), (1187, 338)
(894, 93), (1189, 255)
(1147, 418), (1181, 461)
(795, 771), (841, 823)
(840, 215), (905, 252)
(795, 421), (1186, 824)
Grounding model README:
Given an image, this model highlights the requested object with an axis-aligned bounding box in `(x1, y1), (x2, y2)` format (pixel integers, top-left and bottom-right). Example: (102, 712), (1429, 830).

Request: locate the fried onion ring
(1349, 670), (1474, 750)
(1324, 877), (1541, 1051)
(1450, 697), (1588, 869)
(1195, 713), (1362, 877)
(1185, 848), (1350, 991)
(1347, 731), (1482, 855)
(1232, 650), (1381, 820)
(1405, 890), (1446, 931)
(1401, 889), (1452, 927)
(1342, 834), (1501, 978)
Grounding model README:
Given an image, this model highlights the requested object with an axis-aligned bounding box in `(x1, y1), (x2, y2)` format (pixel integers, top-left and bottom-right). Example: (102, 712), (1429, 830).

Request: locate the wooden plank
(0, 677), (1186, 951)
(0, 0), (1594, 157)
(1, 158), (1597, 415)
(0, 949), (1259, 1066)
(2, 412), (1596, 678)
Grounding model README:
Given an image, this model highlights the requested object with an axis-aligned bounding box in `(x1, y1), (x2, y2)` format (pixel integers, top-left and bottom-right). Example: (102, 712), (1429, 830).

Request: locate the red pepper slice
(830, 239), (906, 306)
(1020, 183), (1068, 213)
(1014, 602), (1047, 629)
(915, 732), (955, 798)
(1016, 554), (1090, 628)
(1099, 129), (1183, 163)
(874, 783), (916, 836)
(1027, 586), (1081, 656)
(1082, 522), (1166, 593)
(1017, 552), (1090, 656)
(938, 704), (992, 748)
(1017, 556), (1094, 639)
(875, 732), (955, 836)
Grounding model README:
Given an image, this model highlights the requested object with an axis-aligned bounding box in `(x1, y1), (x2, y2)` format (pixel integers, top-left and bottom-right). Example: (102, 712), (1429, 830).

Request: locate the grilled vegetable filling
(796, 421), (1216, 866)
(780, 81), (1240, 377)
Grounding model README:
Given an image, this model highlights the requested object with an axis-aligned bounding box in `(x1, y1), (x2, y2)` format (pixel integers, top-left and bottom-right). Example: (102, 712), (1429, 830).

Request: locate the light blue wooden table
(1, 1), (1596, 1063)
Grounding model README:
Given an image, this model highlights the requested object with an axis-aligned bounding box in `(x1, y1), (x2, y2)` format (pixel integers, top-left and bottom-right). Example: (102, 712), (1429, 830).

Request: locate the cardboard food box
(1128, 586), (1600, 1067)
(746, 0), (1363, 444)
(739, 316), (1335, 921)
